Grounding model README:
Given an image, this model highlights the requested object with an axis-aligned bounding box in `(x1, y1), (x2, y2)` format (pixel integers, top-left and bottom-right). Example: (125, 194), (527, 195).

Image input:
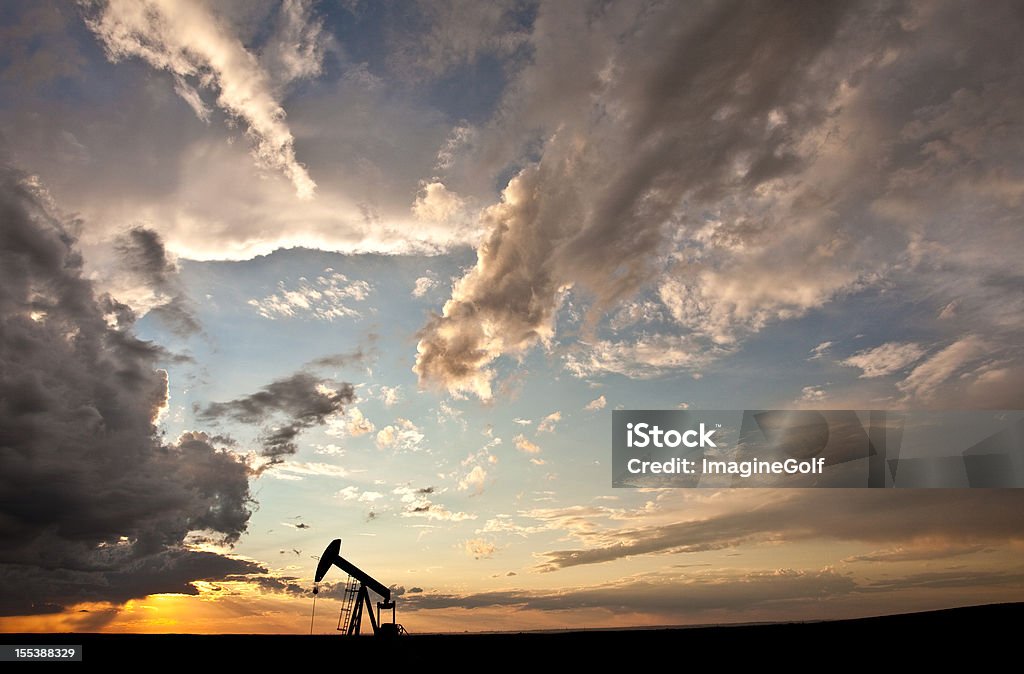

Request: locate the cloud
(897, 336), (987, 402)
(389, 0), (530, 80)
(797, 385), (828, 404)
(106, 226), (200, 336)
(411, 181), (475, 234)
(411, 1), (1024, 404)
(403, 568), (857, 614)
(808, 341), (833, 360)
(961, 365), (1024, 409)
(394, 485), (475, 522)
(263, 461), (349, 481)
(414, 2), (859, 396)
(325, 405), (375, 437)
(0, 2), (85, 87)
(458, 465), (487, 495)
(530, 490), (1024, 572)
(608, 300), (666, 331)
(199, 375), (353, 424)
(584, 395), (606, 411)
(3, 550), (265, 617)
(248, 271), (372, 321)
(436, 399), (467, 429)
(537, 411), (561, 433)
(563, 335), (725, 380)
(304, 348), (368, 370)
(197, 373), (355, 463)
(463, 539), (497, 560)
(0, 30), (472, 262)
(843, 543), (989, 564)
(412, 275), (439, 298)
(238, 573), (307, 596)
(514, 434), (541, 454)
(841, 342), (928, 378)
(115, 226), (176, 294)
(857, 569), (1024, 593)
(258, 0), (329, 88)
(0, 165), (254, 615)
(379, 385), (401, 407)
(375, 418), (425, 452)
(337, 486), (383, 504)
(84, 0), (317, 198)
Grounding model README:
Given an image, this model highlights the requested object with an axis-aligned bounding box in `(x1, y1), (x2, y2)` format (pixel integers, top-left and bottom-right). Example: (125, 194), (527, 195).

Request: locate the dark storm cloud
(2, 551), (265, 616)
(116, 227), (175, 288)
(197, 372), (355, 463)
(0, 164), (255, 615)
(533, 490), (1024, 571)
(147, 294), (201, 337)
(114, 226), (201, 336)
(198, 373), (354, 425)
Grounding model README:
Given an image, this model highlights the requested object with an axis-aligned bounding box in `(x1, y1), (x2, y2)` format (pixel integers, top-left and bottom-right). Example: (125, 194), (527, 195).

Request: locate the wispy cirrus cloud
(841, 342), (928, 379)
(529, 490), (1024, 572)
(897, 336), (987, 402)
(84, 0), (318, 198)
(248, 271), (371, 321)
(401, 568), (858, 614)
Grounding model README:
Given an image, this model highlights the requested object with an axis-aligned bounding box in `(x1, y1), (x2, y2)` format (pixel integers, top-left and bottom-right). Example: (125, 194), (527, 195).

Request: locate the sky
(1, 0), (1024, 634)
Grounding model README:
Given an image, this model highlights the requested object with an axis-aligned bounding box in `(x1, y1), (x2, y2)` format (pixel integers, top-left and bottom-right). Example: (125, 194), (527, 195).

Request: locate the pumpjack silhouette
(312, 539), (406, 637)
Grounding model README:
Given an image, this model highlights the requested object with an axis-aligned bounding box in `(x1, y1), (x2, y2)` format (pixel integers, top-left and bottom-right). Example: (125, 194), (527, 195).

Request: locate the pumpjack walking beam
(313, 539), (402, 636)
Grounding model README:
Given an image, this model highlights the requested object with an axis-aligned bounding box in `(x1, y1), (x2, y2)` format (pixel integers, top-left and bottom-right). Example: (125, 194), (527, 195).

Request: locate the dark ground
(4, 602), (1018, 666)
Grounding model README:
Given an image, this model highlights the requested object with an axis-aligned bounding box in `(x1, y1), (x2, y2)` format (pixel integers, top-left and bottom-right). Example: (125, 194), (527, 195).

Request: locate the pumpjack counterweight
(312, 539), (406, 637)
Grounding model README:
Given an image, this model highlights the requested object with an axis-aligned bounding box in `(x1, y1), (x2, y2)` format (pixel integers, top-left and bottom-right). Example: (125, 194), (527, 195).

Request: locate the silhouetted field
(5, 603), (1018, 665)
